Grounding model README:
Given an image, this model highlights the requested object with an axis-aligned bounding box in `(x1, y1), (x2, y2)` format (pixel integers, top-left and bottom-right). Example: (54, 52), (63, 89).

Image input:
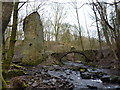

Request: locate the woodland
(1, 0), (120, 89)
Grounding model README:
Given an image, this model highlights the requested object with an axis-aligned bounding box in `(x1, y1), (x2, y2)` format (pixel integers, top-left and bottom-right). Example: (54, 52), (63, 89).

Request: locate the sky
(18, 0), (115, 38)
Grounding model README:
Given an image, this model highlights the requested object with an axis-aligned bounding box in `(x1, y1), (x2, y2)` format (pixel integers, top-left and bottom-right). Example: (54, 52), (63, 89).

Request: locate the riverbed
(26, 61), (120, 89)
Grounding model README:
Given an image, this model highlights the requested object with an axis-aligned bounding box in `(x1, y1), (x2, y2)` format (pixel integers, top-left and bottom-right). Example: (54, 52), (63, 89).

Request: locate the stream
(26, 61), (120, 89)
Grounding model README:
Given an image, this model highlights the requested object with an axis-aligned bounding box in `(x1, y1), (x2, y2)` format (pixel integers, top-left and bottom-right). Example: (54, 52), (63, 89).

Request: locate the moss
(92, 68), (97, 71)
(6, 80), (10, 85)
(80, 68), (86, 73)
(5, 70), (25, 78)
(10, 64), (23, 69)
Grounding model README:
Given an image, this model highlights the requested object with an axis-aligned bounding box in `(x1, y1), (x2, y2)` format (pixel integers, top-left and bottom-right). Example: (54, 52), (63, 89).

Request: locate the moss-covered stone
(92, 68), (97, 71)
(80, 68), (86, 73)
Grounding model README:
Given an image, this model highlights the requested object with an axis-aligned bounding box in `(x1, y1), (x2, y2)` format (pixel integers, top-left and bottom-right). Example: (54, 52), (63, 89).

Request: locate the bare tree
(91, 0), (103, 57)
(83, 10), (92, 50)
(50, 2), (66, 42)
(71, 0), (84, 51)
(90, 0), (120, 61)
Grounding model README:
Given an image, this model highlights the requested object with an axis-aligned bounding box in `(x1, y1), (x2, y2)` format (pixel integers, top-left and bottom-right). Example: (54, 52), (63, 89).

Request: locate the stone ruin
(22, 12), (44, 65)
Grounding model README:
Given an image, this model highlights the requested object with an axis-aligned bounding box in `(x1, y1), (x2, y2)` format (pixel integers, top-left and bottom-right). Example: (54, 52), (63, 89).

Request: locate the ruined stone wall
(22, 12), (44, 65)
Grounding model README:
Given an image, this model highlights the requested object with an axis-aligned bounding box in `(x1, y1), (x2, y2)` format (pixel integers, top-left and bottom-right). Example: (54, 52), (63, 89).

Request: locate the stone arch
(51, 51), (91, 63)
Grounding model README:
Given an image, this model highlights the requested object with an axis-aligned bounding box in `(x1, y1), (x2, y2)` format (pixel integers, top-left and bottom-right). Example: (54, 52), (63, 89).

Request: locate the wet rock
(92, 72), (105, 79)
(32, 81), (39, 87)
(116, 87), (120, 90)
(81, 72), (92, 79)
(87, 85), (97, 89)
(110, 76), (119, 83)
(28, 82), (32, 85)
(101, 75), (110, 83)
(63, 82), (74, 90)
(60, 75), (67, 79)
(55, 68), (60, 71)
(51, 78), (57, 85)
(70, 66), (79, 71)
(117, 77), (120, 84)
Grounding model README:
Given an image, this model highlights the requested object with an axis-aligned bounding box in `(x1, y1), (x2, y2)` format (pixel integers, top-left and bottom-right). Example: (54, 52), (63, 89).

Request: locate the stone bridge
(51, 50), (92, 63)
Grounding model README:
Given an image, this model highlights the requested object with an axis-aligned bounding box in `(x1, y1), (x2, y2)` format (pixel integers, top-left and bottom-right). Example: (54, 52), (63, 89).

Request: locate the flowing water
(27, 61), (120, 89)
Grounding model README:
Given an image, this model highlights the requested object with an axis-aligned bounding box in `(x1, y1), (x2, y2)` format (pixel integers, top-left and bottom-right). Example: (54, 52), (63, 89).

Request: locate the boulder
(22, 12), (44, 65)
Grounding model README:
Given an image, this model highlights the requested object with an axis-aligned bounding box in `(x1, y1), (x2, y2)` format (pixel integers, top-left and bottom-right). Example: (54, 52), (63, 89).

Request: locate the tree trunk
(2, 34), (6, 61)
(1, 2), (13, 89)
(2, 74), (8, 88)
(92, 4), (103, 57)
(115, 0), (120, 61)
(75, 6), (84, 51)
(3, 2), (19, 70)
(2, 2), (13, 34)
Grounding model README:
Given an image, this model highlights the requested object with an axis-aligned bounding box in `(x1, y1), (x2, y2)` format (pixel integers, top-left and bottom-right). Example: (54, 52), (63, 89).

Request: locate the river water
(26, 61), (120, 89)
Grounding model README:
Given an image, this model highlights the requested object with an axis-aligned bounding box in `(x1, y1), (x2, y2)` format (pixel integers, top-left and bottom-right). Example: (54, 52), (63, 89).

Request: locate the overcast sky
(18, 0), (115, 37)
